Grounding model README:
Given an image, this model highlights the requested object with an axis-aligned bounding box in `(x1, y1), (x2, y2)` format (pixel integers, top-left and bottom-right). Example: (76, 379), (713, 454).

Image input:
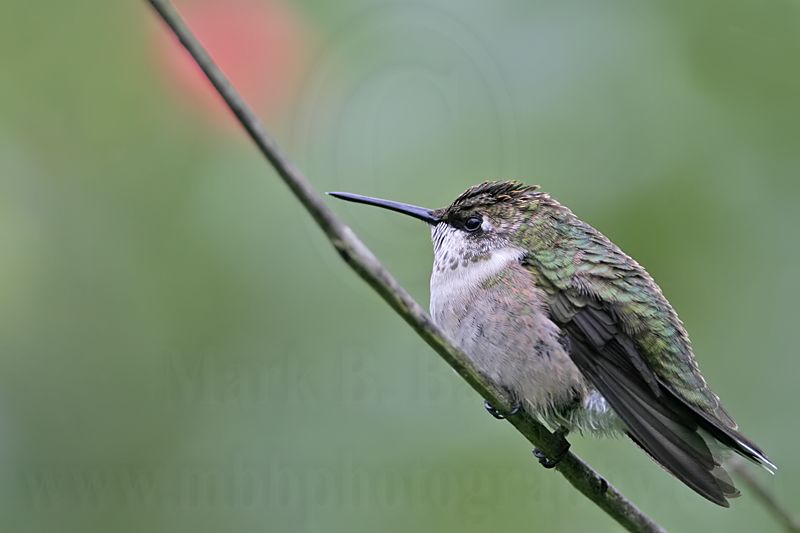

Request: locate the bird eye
(463, 215), (482, 232)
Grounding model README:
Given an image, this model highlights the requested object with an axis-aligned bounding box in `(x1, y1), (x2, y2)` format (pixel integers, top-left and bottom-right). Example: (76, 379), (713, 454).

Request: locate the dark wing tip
(563, 305), (743, 507)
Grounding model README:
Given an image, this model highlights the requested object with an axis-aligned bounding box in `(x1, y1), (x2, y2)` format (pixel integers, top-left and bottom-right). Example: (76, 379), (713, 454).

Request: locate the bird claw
(533, 448), (560, 468)
(532, 427), (571, 469)
(484, 399), (521, 419)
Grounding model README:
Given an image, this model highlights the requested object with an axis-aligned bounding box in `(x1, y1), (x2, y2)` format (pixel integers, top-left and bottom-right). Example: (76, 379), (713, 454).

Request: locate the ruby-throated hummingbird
(329, 181), (774, 506)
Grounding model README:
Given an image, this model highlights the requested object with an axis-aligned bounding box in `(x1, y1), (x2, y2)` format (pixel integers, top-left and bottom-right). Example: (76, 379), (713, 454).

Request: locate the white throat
(428, 224), (523, 317)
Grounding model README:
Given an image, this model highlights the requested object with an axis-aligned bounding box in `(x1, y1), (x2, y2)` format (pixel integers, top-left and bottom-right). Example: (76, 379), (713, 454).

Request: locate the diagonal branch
(145, 1), (665, 531)
(730, 458), (800, 532)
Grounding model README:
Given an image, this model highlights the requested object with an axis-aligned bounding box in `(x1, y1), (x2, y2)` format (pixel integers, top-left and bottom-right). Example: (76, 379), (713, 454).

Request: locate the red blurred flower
(151, 0), (310, 126)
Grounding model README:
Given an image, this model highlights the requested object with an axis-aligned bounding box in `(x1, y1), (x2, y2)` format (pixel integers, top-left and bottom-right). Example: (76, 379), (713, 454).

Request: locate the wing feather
(563, 302), (737, 505)
(520, 209), (774, 505)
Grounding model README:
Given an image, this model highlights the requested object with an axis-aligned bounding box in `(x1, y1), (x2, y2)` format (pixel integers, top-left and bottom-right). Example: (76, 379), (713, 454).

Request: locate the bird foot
(484, 399), (521, 420)
(533, 448), (561, 468)
(532, 427), (571, 469)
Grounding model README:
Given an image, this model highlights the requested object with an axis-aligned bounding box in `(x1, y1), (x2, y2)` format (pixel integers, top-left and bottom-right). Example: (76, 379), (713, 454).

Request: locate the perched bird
(329, 181), (774, 506)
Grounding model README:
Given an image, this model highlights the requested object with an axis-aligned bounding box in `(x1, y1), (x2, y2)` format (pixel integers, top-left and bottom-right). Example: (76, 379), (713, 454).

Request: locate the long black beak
(327, 191), (440, 225)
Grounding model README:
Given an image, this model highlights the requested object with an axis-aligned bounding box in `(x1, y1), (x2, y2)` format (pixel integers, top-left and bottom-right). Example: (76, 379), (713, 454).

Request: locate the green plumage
(520, 192), (733, 424)
(331, 179), (774, 507)
(441, 180), (773, 505)
(447, 180), (731, 423)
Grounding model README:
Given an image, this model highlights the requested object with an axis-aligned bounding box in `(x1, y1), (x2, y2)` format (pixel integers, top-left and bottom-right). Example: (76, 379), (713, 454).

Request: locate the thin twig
(145, 1), (666, 531)
(729, 458), (800, 532)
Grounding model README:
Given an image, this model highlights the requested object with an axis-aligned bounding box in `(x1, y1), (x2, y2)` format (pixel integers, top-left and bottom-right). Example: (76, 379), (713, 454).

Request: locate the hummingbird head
(329, 181), (541, 269)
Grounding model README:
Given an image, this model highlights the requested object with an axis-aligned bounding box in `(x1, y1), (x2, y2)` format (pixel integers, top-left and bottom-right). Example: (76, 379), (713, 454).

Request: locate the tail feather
(571, 339), (739, 505)
(563, 312), (774, 506)
(664, 384), (776, 474)
(599, 368), (735, 505)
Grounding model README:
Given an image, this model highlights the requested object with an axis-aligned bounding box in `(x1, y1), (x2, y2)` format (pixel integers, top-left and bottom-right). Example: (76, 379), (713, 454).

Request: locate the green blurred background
(1, 0), (798, 531)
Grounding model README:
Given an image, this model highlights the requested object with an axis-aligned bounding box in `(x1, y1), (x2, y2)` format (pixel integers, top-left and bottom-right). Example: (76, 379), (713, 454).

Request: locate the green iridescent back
(448, 180), (736, 428)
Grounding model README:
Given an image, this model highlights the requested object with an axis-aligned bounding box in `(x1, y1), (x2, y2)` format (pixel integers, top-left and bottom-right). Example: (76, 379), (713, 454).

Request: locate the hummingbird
(329, 180), (774, 507)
